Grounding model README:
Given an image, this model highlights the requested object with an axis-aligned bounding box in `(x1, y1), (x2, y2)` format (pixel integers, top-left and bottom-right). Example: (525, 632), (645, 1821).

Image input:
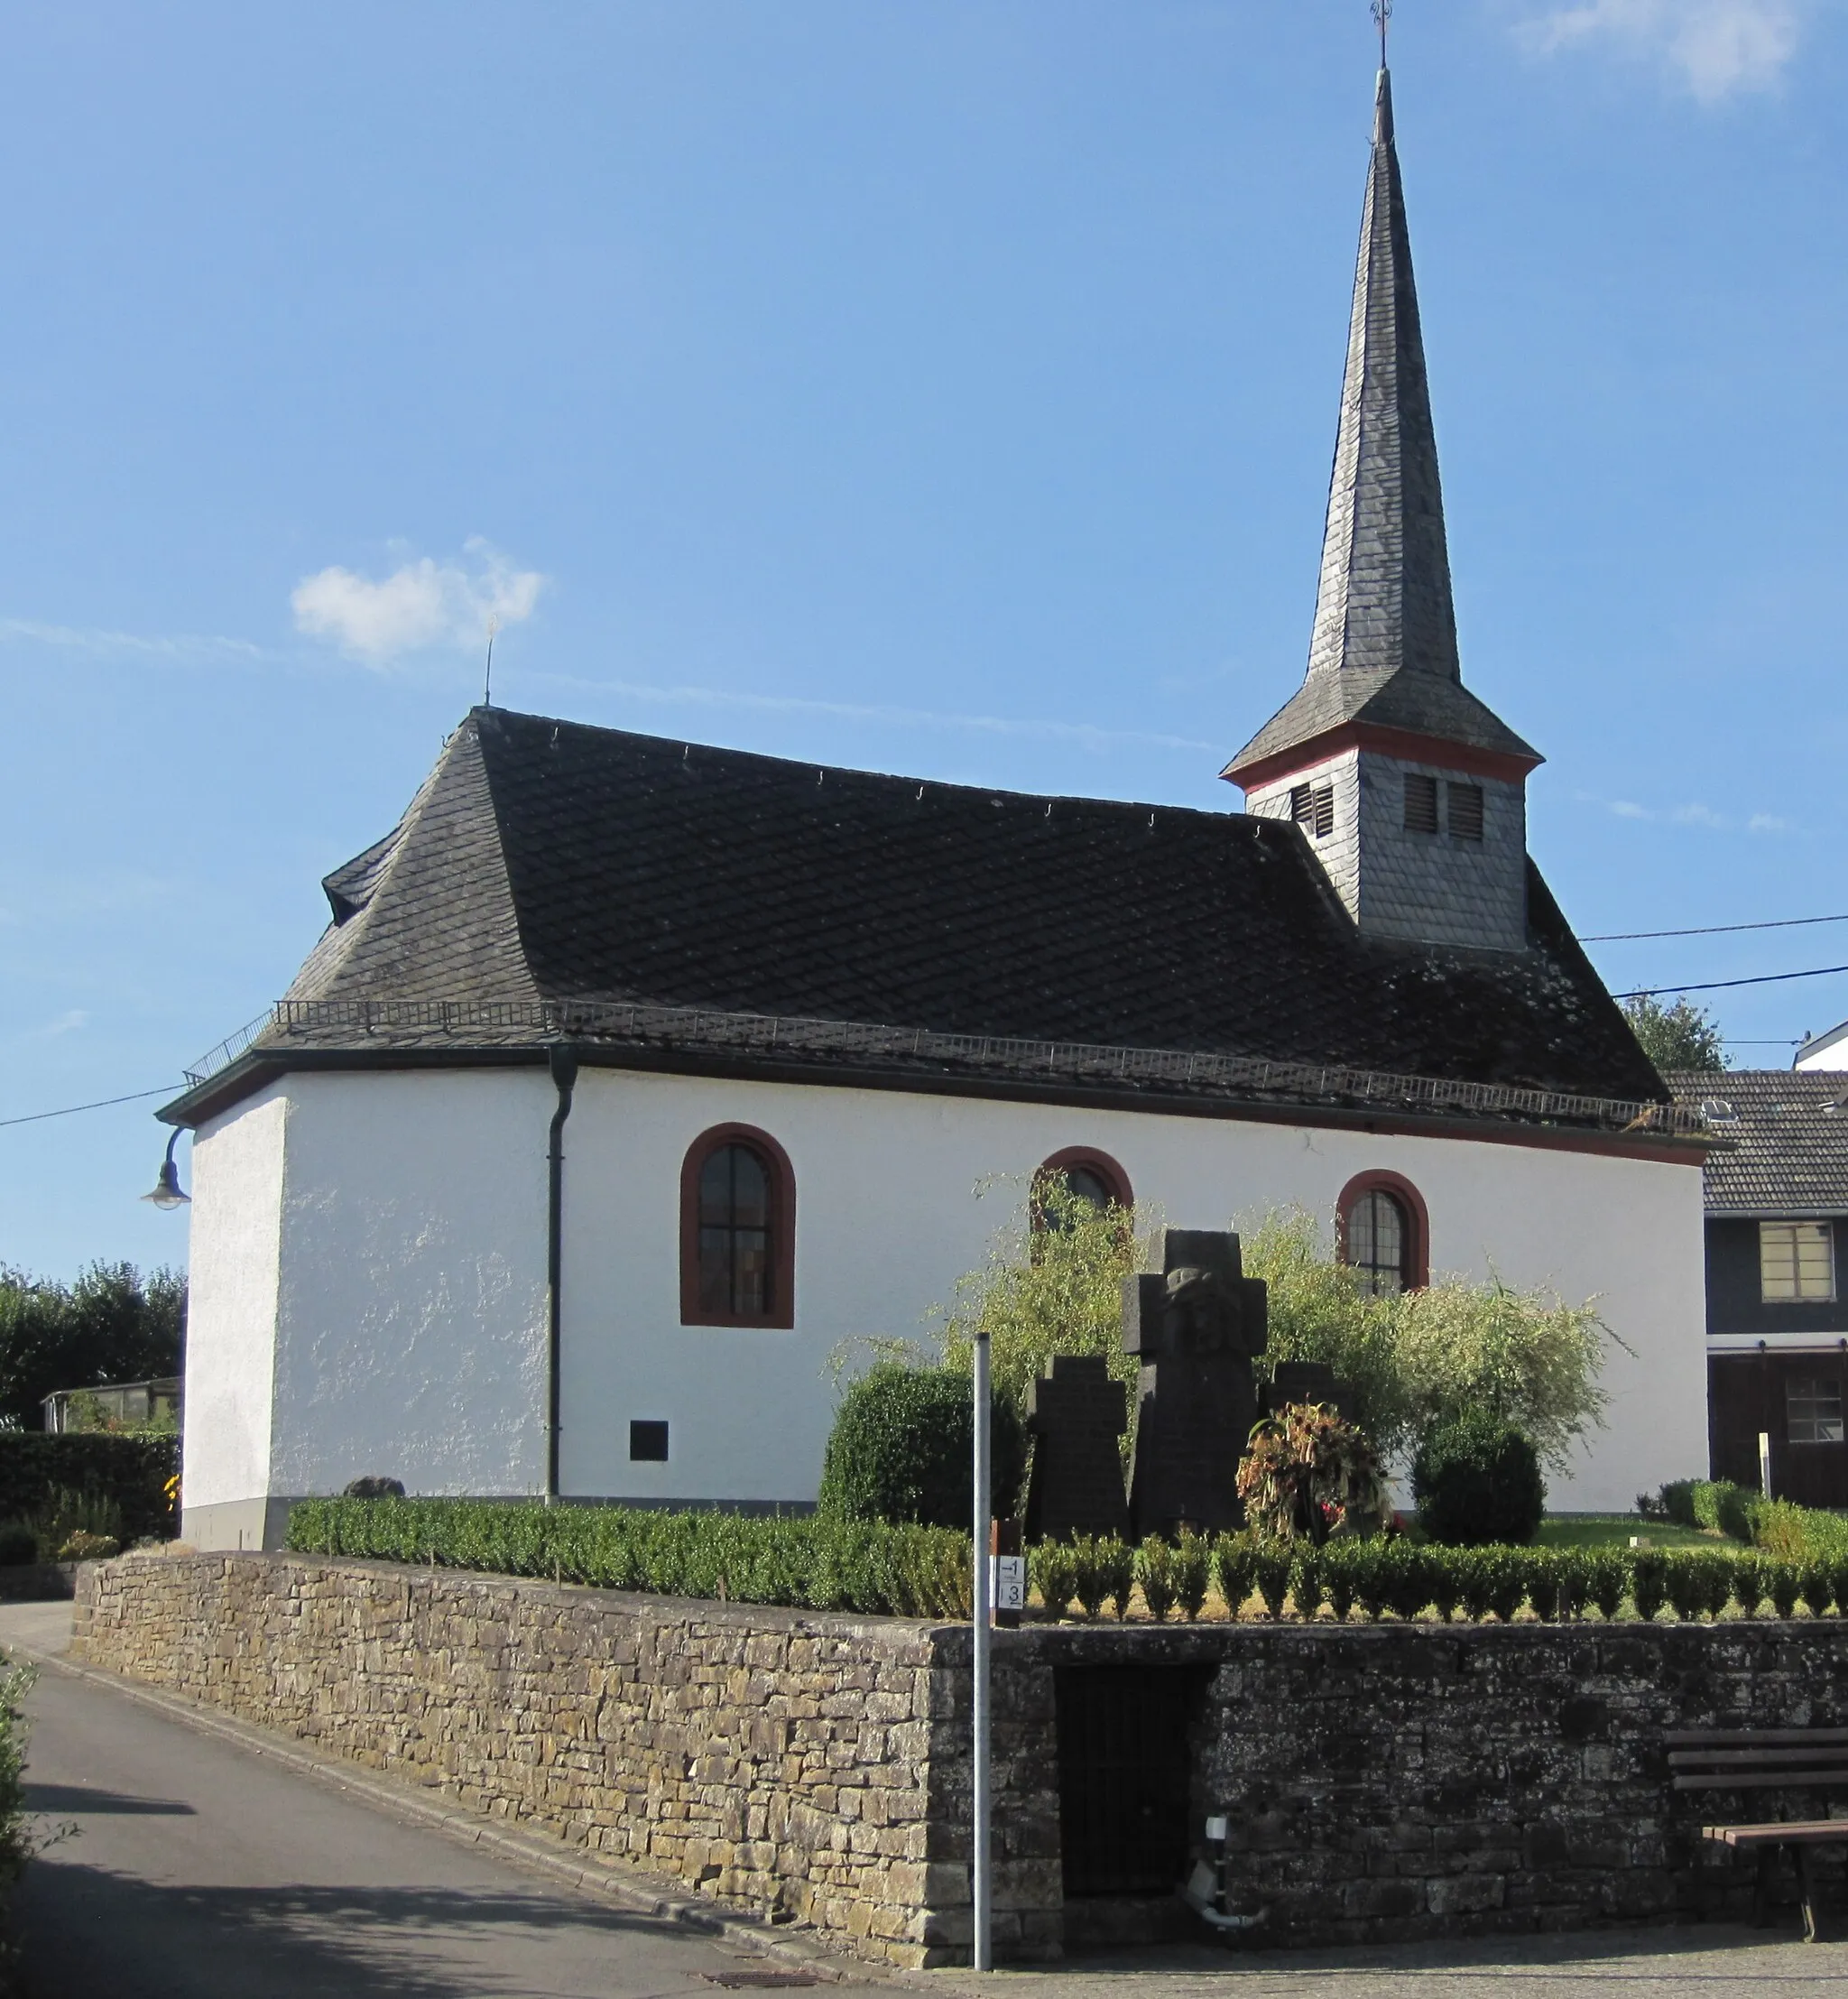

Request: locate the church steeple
(1225, 64), (1539, 955)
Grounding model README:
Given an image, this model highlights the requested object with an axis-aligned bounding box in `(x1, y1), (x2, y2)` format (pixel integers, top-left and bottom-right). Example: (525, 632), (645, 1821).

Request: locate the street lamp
(142, 1129), (190, 1210)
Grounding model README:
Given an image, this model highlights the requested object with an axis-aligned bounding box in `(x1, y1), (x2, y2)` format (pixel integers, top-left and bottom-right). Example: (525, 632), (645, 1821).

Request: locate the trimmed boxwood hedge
(286, 1497), (973, 1619)
(0, 1434), (177, 1542)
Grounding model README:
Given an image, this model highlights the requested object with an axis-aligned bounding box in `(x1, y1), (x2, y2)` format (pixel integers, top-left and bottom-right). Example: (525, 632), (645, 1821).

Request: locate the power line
(1616, 966), (1848, 1001)
(0, 1086), (178, 1131)
(1586, 912), (1848, 942)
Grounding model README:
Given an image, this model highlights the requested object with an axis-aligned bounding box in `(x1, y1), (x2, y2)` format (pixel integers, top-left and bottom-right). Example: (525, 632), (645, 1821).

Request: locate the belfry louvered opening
(1447, 782), (1484, 842)
(1289, 781), (1335, 840)
(1403, 773), (1439, 835)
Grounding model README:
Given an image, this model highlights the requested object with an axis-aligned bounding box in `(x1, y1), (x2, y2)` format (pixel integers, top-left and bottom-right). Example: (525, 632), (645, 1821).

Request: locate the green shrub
(1692, 1480), (1752, 1541)
(1351, 1541), (1391, 1623)
(1801, 1564), (1834, 1618)
(57, 1531), (117, 1562)
(1172, 1532), (1211, 1623)
(1769, 1560), (1802, 1619)
(1631, 1550), (1668, 1622)
(1428, 1550), (1464, 1624)
(1237, 1402), (1390, 1544)
(0, 1652), (37, 1920)
(1213, 1535), (1257, 1620)
(1480, 1548), (1527, 1623)
(1556, 1549), (1593, 1621)
(1702, 1553), (1737, 1621)
(286, 1499), (973, 1619)
(0, 1435), (175, 1544)
(1457, 1547), (1496, 1624)
(1732, 1553), (1769, 1619)
(1289, 1545), (1326, 1621)
(1523, 1550), (1562, 1624)
(1382, 1542), (1433, 1622)
(1411, 1414), (1545, 1548)
(1135, 1537), (1178, 1622)
(1659, 1479), (1700, 1529)
(1585, 1548), (1628, 1621)
(1030, 1541), (1076, 1618)
(1253, 1545), (1293, 1621)
(818, 1365), (1025, 1528)
(1095, 1538), (1136, 1621)
(1319, 1539), (1360, 1623)
(1664, 1553), (1709, 1622)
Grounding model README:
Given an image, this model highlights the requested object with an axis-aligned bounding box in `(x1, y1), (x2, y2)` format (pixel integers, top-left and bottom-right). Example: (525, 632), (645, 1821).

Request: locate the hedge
(1655, 1479), (1848, 1565)
(285, 1498), (1848, 1627)
(285, 1498), (972, 1619)
(0, 1434), (177, 1543)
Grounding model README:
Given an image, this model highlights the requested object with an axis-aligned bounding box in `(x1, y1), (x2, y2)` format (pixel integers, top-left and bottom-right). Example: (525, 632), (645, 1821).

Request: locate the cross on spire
(1372, 0), (1391, 69)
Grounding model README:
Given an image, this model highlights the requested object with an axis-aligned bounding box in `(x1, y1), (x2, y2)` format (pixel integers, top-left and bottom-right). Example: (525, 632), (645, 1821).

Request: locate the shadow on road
(24, 1782), (195, 1816)
(18, 1865), (729, 1999)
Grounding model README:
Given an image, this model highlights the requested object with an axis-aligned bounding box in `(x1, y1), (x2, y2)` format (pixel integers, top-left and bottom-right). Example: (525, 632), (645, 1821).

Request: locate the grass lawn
(1538, 1513), (1719, 1550)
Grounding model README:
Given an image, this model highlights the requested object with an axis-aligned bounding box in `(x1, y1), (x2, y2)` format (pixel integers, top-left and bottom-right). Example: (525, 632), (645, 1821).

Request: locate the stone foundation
(73, 1552), (1848, 1964)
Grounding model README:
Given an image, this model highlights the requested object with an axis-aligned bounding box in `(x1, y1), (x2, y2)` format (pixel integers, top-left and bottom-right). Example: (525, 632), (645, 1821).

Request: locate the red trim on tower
(1224, 721), (1541, 794)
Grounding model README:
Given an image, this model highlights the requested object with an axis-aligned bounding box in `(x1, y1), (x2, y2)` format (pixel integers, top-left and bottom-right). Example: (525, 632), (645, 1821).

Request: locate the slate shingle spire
(1224, 68), (1539, 953)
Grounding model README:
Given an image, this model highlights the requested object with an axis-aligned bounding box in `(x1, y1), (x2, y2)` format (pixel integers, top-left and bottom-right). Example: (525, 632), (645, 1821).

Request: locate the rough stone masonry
(73, 1551), (1848, 1966)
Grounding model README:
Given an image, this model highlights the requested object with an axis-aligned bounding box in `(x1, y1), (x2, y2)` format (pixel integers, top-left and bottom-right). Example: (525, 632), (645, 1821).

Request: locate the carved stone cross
(1023, 1355), (1131, 1544)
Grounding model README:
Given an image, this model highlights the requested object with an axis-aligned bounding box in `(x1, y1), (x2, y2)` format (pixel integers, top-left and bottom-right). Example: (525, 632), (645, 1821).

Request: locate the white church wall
(180, 1087), (288, 1549)
(264, 1069), (551, 1505)
(557, 1069), (1705, 1515)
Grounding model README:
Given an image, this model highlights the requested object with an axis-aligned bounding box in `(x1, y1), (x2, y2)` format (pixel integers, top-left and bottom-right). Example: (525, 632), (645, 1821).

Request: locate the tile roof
(173, 703), (1668, 1124)
(1668, 1071), (1848, 1214)
(1226, 70), (1537, 779)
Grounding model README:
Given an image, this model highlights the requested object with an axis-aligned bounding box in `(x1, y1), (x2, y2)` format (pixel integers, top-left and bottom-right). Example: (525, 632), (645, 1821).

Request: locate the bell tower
(1224, 67), (1540, 954)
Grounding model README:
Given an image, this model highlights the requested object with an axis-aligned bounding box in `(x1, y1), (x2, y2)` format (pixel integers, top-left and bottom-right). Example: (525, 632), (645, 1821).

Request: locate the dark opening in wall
(1054, 1664), (1207, 1899)
(1447, 782), (1484, 841)
(629, 1420), (670, 1462)
(1403, 773), (1439, 834)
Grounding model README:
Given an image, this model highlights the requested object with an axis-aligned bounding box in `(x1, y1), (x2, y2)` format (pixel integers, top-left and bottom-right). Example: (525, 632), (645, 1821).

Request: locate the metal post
(972, 1331), (993, 1974)
(1760, 1430), (1773, 1503)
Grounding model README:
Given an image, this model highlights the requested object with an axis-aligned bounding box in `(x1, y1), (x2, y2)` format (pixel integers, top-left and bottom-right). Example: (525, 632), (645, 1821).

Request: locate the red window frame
(1335, 1170), (1430, 1293)
(1032, 1147), (1135, 1231)
(679, 1124), (797, 1329)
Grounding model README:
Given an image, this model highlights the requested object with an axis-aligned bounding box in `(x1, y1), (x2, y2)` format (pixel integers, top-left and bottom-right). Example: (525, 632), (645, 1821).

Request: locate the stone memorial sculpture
(1123, 1227), (1268, 1538)
(1023, 1355), (1132, 1543)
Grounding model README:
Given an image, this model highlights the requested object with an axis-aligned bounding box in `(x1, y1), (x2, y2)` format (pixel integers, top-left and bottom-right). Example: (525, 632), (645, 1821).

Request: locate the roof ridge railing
(180, 995), (1710, 1137)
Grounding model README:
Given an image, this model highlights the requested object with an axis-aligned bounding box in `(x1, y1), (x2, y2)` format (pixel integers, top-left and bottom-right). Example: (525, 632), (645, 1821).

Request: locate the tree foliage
(1242, 1209), (1615, 1470)
(936, 1179), (1143, 1425)
(0, 1263), (185, 1431)
(1622, 994), (1728, 1076)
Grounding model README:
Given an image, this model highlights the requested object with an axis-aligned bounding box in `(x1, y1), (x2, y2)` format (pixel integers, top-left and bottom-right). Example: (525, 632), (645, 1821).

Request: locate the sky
(3, 0), (1846, 1282)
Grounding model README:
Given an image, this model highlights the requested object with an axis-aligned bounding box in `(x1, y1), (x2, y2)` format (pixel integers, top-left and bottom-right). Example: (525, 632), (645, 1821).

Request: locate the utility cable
(1615, 967), (1848, 1001)
(0, 1086), (179, 1131)
(1586, 913), (1848, 942)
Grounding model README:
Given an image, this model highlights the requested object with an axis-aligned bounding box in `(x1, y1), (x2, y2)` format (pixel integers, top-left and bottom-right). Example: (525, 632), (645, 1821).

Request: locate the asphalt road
(1, 1603), (885, 1999)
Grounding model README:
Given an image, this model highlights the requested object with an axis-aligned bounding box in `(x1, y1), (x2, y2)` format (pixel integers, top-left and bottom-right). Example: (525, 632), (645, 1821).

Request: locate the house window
(1446, 782), (1484, 841)
(629, 1420), (670, 1462)
(1034, 1148), (1133, 1232)
(1760, 1222), (1835, 1303)
(679, 1124), (796, 1328)
(1289, 781), (1335, 840)
(1335, 1171), (1430, 1295)
(1787, 1376), (1845, 1447)
(1403, 773), (1440, 835)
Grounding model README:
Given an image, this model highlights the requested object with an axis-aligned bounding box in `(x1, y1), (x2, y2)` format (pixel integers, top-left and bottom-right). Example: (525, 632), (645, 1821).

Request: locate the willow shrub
(286, 1498), (972, 1620)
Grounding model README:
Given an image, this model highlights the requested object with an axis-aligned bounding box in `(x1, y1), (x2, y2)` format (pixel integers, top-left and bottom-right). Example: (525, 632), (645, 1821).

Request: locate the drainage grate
(703, 1974), (820, 1990)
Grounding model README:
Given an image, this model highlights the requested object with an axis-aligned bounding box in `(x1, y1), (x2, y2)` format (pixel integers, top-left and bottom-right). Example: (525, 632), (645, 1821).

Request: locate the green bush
(1769, 1560), (1802, 1618)
(1030, 1541), (1076, 1618)
(1692, 1480), (1752, 1541)
(817, 1365), (1025, 1529)
(1352, 1541), (1391, 1623)
(0, 1435), (175, 1544)
(1135, 1537), (1178, 1622)
(1411, 1414), (1545, 1548)
(1319, 1539), (1360, 1623)
(1631, 1549), (1668, 1622)
(1659, 1479), (1700, 1529)
(1094, 1538), (1136, 1622)
(1289, 1545), (1326, 1622)
(286, 1498), (973, 1619)
(1213, 1534), (1257, 1620)
(1523, 1550), (1562, 1624)
(1800, 1564), (1834, 1618)
(1585, 1548), (1628, 1621)
(1172, 1532), (1211, 1624)
(1253, 1545), (1292, 1621)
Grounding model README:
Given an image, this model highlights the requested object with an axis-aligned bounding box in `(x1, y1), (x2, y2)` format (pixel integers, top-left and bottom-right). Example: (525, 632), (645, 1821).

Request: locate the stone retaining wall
(74, 1552), (1848, 1963)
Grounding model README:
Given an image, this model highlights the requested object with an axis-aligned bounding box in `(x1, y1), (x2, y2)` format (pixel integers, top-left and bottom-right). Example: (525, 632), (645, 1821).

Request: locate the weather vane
(1372, 0), (1391, 66)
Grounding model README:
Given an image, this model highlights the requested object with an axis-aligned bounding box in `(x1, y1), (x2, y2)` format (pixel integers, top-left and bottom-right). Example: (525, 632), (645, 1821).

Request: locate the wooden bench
(1668, 1729), (1848, 1942)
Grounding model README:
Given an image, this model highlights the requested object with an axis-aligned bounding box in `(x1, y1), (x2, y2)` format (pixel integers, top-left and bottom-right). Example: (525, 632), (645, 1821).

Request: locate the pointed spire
(1226, 67), (1538, 784)
(1308, 64), (1458, 688)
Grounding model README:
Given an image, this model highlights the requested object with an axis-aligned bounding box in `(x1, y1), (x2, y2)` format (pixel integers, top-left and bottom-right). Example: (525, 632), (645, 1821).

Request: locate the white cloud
(1603, 796), (1790, 833)
(1517, 0), (1806, 100)
(0, 617), (265, 664)
(291, 538), (545, 666)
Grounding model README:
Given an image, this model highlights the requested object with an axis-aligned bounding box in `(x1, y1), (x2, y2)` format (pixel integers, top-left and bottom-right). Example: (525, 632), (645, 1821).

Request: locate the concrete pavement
(5, 1602), (1847, 1996)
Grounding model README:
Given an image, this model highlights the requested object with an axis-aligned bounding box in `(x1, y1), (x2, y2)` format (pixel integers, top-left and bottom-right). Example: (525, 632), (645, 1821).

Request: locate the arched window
(679, 1125), (795, 1328)
(1336, 1171), (1429, 1296)
(1033, 1148), (1133, 1232)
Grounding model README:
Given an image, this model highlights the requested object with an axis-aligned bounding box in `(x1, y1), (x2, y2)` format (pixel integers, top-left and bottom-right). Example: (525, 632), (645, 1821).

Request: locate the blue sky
(4, 0), (1845, 1281)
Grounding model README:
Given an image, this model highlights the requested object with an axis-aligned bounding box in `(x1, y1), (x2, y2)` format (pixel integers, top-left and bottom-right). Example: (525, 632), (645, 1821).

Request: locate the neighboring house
(1796, 1020), (1848, 1072)
(1668, 1072), (1848, 1508)
(42, 1376), (182, 1435)
(157, 69), (1712, 1550)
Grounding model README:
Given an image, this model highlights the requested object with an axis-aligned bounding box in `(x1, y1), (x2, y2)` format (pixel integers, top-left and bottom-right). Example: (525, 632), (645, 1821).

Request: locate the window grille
(1788, 1375), (1845, 1447)
(1344, 1189), (1409, 1296)
(1760, 1221), (1835, 1303)
(698, 1143), (774, 1317)
(1447, 782), (1484, 841)
(1403, 773), (1439, 835)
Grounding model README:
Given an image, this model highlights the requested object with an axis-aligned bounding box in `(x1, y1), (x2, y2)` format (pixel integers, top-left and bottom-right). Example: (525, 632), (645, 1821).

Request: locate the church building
(163, 69), (1710, 1550)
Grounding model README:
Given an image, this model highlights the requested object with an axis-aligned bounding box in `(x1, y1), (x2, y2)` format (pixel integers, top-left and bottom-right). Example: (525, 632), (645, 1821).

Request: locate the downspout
(546, 1046), (578, 1503)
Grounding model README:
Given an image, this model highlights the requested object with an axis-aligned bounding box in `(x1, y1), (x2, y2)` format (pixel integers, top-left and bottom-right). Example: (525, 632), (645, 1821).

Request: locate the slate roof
(1668, 1072), (1848, 1214)
(159, 702), (1671, 1125)
(1226, 71), (1538, 778)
